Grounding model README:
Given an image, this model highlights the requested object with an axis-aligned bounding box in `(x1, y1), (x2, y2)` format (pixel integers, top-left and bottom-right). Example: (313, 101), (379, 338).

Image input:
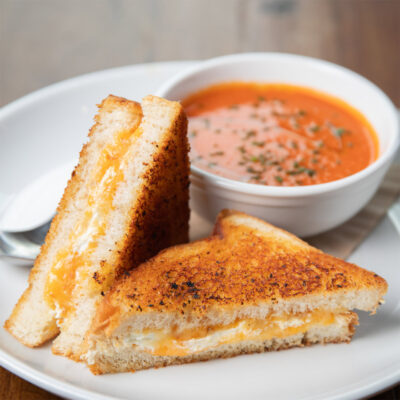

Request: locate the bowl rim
(156, 52), (400, 197)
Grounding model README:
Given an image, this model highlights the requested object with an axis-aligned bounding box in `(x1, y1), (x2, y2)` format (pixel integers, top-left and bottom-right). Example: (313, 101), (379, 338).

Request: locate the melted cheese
(44, 126), (142, 320)
(128, 310), (337, 356)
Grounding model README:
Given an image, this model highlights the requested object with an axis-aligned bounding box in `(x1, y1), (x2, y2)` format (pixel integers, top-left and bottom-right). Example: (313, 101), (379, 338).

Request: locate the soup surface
(183, 83), (378, 186)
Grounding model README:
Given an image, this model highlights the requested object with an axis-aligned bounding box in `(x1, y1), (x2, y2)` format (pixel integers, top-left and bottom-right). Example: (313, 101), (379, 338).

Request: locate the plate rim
(0, 60), (399, 400)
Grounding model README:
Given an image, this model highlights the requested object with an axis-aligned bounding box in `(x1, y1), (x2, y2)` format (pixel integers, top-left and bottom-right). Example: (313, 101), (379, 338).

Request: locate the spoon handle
(0, 231), (38, 265)
(388, 196), (400, 235)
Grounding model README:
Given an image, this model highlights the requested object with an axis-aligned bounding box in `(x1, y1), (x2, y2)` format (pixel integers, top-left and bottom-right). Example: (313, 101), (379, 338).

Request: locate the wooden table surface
(0, 0), (399, 398)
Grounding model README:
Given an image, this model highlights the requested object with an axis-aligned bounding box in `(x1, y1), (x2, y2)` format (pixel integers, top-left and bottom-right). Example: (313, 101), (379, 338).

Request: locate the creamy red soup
(183, 83), (378, 186)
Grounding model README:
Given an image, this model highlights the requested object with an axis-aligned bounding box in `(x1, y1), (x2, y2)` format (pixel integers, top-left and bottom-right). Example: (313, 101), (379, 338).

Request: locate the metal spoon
(0, 219), (52, 265)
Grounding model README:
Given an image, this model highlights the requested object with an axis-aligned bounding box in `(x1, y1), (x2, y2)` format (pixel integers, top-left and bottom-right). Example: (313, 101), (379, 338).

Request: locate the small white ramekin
(156, 53), (399, 237)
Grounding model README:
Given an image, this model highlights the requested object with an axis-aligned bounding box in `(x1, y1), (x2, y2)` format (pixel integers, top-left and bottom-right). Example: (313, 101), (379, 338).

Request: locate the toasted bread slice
(5, 95), (190, 353)
(84, 210), (387, 374)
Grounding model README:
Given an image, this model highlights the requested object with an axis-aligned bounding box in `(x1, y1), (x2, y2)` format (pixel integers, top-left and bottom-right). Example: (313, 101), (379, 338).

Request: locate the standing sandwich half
(84, 210), (387, 374)
(5, 95), (190, 361)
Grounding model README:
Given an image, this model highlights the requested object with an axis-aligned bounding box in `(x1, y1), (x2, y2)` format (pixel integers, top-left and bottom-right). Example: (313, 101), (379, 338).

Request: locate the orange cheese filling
(44, 126), (142, 320)
(132, 310), (340, 357)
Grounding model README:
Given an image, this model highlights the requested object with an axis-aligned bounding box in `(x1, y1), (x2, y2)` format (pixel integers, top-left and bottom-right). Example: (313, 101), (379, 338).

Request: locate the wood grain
(1, 0), (399, 398)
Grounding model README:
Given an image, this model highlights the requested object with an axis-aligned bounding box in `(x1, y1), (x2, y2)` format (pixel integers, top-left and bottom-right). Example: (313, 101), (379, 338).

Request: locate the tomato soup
(183, 83), (378, 186)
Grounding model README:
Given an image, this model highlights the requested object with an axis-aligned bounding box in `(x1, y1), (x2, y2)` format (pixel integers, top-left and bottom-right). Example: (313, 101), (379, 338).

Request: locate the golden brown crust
(89, 95), (190, 294)
(95, 210), (387, 331)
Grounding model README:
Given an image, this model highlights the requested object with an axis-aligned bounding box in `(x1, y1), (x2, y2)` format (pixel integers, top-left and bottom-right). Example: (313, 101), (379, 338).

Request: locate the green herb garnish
(310, 124), (320, 132)
(306, 168), (316, 177)
(287, 167), (306, 175)
(258, 154), (268, 165)
(245, 130), (256, 138)
(247, 166), (263, 174)
(287, 166), (315, 177)
(335, 127), (346, 137)
(274, 176), (283, 183)
(210, 151), (224, 157)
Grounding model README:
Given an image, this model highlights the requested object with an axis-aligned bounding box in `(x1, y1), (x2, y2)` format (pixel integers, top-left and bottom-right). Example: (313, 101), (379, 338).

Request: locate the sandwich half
(84, 209), (387, 374)
(5, 95), (190, 359)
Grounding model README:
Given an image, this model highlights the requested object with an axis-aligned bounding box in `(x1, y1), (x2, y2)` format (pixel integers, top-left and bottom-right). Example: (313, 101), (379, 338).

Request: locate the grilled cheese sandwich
(5, 95), (190, 360)
(84, 210), (386, 374)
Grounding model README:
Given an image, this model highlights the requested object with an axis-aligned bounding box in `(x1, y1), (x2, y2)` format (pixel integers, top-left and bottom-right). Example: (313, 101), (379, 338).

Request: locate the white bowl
(156, 53), (400, 237)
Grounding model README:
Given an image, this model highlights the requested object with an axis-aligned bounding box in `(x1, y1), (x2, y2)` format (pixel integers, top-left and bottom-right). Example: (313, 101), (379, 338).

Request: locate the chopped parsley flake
(274, 176), (283, 183)
(287, 168), (305, 175)
(335, 127), (347, 137)
(310, 124), (320, 132)
(258, 154), (268, 165)
(245, 130), (256, 138)
(247, 166), (263, 174)
(286, 167), (315, 177)
(306, 168), (316, 177)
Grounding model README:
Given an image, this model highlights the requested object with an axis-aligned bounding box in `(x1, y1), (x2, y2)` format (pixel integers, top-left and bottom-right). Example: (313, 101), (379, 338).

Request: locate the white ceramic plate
(0, 62), (399, 400)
